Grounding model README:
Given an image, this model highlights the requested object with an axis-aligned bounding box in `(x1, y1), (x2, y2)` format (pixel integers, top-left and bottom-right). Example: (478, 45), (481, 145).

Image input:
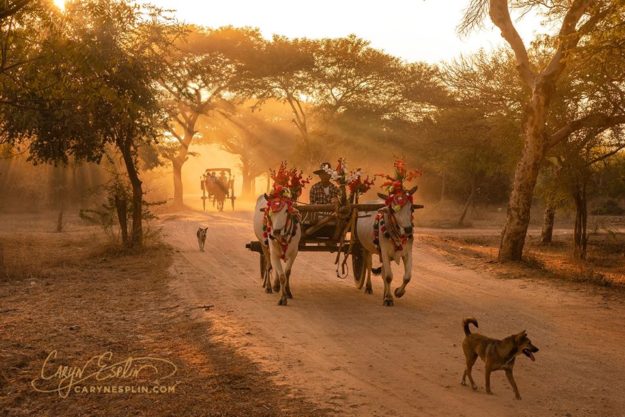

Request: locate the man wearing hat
(309, 162), (339, 205)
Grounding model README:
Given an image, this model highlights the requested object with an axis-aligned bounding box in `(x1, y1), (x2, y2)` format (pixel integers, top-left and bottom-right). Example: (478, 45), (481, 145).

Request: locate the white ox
(253, 194), (302, 306)
(356, 186), (417, 306)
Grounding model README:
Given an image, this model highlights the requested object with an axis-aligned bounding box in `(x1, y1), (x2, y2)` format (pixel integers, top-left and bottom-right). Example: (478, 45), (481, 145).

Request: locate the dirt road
(162, 210), (625, 417)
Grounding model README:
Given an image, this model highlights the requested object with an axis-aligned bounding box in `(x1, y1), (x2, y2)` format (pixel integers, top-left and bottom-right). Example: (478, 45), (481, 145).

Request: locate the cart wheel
(351, 242), (367, 289)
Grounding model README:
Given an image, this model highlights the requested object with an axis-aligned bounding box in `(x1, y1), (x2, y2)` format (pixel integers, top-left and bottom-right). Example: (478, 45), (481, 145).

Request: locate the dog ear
(377, 193), (388, 201)
(407, 185), (418, 195)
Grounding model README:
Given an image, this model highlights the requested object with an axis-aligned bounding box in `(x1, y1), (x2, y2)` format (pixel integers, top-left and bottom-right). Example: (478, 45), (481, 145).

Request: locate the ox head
(263, 193), (295, 236)
(377, 185), (417, 234)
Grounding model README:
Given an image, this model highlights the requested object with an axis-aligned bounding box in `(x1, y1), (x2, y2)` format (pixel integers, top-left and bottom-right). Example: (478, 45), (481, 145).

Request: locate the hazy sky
(140, 0), (545, 63)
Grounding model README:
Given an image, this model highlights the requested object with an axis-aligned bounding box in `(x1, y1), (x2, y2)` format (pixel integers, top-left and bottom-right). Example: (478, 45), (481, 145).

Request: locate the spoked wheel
(351, 242), (367, 289)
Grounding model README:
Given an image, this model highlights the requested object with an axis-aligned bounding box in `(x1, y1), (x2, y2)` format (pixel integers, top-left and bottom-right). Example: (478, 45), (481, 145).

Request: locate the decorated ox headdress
(377, 159), (422, 212)
(265, 162), (311, 213)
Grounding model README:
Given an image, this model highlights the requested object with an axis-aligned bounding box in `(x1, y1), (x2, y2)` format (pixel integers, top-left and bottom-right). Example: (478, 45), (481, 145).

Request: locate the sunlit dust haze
(143, 0), (544, 63)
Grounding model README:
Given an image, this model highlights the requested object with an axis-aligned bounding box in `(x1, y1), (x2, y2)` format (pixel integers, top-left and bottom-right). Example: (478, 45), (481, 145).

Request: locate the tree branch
(542, 0), (595, 79)
(586, 144), (625, 166)
(549, 114), (625, 148)
(0, 0), (31, 21)
(488, 0), (535, 87)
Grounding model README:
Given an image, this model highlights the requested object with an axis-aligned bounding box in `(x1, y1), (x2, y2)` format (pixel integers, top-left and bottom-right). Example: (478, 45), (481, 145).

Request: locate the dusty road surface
(162, 210), (625, 417)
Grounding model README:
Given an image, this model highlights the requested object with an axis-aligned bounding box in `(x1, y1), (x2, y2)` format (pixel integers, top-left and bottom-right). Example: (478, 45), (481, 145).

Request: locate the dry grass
(423, 231), (625, 288)
(0, 213), (328, 417)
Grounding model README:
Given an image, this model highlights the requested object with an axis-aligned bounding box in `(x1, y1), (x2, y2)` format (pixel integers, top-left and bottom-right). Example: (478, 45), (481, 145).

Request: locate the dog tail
(371, 266), (382, 275)
(463, 317), (478, 336)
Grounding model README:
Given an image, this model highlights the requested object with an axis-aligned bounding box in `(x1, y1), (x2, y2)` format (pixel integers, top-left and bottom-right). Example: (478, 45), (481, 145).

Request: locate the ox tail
(463, 317), (478, 336)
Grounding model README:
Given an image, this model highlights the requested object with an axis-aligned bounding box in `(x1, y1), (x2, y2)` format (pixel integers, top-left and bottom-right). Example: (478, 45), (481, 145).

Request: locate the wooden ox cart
(201, 168), (236, 212)
(245, 200), (424, 286)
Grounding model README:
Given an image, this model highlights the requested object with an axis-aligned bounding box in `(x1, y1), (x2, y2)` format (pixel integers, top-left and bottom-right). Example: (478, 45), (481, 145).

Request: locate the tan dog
(461, 317), (539, 400)
(196, 227), (208, 252)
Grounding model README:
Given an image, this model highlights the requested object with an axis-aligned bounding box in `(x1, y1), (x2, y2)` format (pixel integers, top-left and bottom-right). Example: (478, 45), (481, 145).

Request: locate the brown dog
(461, 317), (539, 400)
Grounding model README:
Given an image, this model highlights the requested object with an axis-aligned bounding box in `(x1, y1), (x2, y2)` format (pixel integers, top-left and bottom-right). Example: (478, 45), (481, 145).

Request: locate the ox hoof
(278, 298), (288, 306)
(264, 286), (273, 294)
(364, 287), (373, 295)
(273, 283), (281, 292)
(383, 299), (394, 307)
(394, 288), (405, 298)
(286, 289), (293, 299)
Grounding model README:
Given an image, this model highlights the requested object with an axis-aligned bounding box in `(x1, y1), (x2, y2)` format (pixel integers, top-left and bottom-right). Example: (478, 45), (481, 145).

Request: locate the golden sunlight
(53, 0), (65, 11)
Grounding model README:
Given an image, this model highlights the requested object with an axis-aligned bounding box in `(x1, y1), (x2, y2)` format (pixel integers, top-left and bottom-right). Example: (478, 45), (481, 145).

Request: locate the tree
(248, 36), (316, 159)
(0, 0), (175, 247)
(158, 26), (259, 207)
(0, 0), (32, 22)
(552, 128), (625, 259)
(460, 0), (625, 261)
(210, 106), (291, 199)
(416, 50), (523, 216)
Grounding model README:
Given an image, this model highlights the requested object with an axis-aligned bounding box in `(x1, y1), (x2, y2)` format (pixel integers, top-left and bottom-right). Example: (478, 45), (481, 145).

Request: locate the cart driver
(217, 170), (228, 195)
(309, 162), (339, 205)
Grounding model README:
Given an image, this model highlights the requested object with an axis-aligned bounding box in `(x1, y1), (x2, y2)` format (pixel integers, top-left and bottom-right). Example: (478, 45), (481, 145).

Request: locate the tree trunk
(119, 140), (143, 248)
(0, 242), (4, 277)
(170, 126), (195, 208)
(440, 171), (446, 202)
(541, 203), (556, 244)
(499, 89), (551, 261)
(52, 165), (66, 233)
(172, 159), (183, 207)
(114, 193), (129, 245)
(241, 172), (253, 200)
(573, 184), (588, 260)
(56, 209), (64, 233)
(240, 160), (257, 200)
(458, 181), (476, 227)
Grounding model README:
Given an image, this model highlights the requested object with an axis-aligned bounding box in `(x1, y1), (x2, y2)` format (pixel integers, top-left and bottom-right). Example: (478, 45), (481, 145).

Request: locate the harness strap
(373, 209), (413, 253)
(263, 207), (300, 261)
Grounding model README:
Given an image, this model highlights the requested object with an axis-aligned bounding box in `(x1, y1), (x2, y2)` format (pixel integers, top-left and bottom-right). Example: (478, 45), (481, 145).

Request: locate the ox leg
(272, 271), (281, 293)
(270, 249), (288, 306)
(364, 252), (373, 295)
(285, 270), (293, 298)
(394, 248), (412, 298)
(284, 255), (296, 299)
(381, 253), (394, 306)
(271, 245), (281, 292)
(261, 245), (273, 294)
